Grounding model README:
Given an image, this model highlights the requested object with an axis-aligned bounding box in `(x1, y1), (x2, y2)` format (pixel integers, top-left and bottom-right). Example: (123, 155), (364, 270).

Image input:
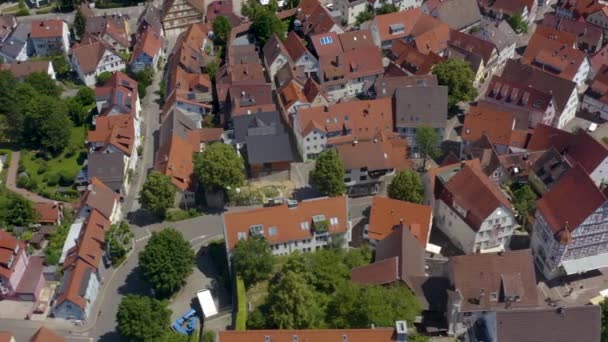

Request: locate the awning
(562, 252), (608, 275)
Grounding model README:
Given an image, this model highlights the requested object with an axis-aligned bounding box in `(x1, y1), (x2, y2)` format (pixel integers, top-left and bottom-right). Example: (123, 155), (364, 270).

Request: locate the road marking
(189, 235), (207, 244)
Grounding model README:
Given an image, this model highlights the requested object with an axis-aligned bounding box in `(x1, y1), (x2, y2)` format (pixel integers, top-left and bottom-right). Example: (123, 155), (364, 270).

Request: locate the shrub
(58, 170), (75, 186)
(17, 175), (29, 189)
(45, 172), (60, 187)
(165, 209), (201, 222)
(37, 162), (48, 175)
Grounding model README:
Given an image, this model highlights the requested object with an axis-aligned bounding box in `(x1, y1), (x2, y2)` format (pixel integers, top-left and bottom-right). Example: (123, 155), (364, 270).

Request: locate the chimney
(395, 321), (407, 342)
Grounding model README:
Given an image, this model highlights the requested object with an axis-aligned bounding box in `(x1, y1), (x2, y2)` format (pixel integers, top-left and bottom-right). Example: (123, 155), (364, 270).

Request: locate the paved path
(5, 150), (57, 204)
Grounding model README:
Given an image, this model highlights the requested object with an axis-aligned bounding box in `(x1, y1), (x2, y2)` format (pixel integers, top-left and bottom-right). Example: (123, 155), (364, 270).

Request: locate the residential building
(75, 178), (122, 224)
(531, 164), (608, 279)
(0, 231), (45, 301)
(232, 111), (297, 177)
(130, 25), (163, 73)
(217, 324), (407, 342)
(87, 115), (138, 171)
(154, 108), (202, 206)
(0, 332), (14, 342)
(448, 30), (498, 86)
(87, 152), (129, 196)
(373, 74), (437, 98)
(262, 34), (292, 82)
(84, 15), (130, 53)
(223, 196), (351, 257)
(394, 85), (448, 154)
(30, 327), (65, 342)
(137, 4), (164, 36)
(446, 250), (539, 336)
(367, 0), (422, 11)
(500, 60), (579, 129)
(368, 8), (450, 53)
(336, 133), (411, 194)
(70, 36), (126, 87)
(528, 147), (573, 195)
(35, 202), (63, 226)
(582, 64), (608, 120)
(522, 29), (590, 88)
(472, 306), (601, 342)
(278, 78), (329, 117)
(527, 124), (608, 187)
(461, 103), (530, 154)
(421, 0), (481, 32)
(294, 98), (393, 160)
(0, 60), (55, 80)
(556, 0), (603, 20)
(433, 159), (518, 253)
(363, 196), (432, 247)
(0, 22), (31, 62)
(483, 77), (557, 128)
(283, 31), (318, 78)
(542, 13), (603, 53)
(206, 0), (242, 27)
(352, 224), (426, 292)
(336, 0), (368, 26)
(459, 135), (504, 183)
(0, 15), (17, 42)
(95, 71), (141, 123)
(478, 0), (537, 23)
(52, 210), (109, 321)
(586, 6), (608, 31)
(161, 0), (205, 36)
(472, 19), (517, 73)
(295, 0), (343, 36)
(30, 20), (69, 56)
(387, 40), (446, 76)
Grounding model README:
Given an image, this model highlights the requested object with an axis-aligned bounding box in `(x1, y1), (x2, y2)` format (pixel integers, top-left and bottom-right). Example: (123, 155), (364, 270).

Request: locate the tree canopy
(74, 8), (87, 39)
(106, 221), (134, 266)
(24, 72), (62, 98)
(432, 58), (477, 108)
(231, 235), (274, 288)
(266, 271), (324, 329)
(415, 126), (441, 170)
(139, 228), (195, 298)
(250, 7), (287, 46)
(512, 184), (537, 228)
(140, 171), (176, 219)
(117, 295), (171, 342)
(311, 149), (346, 197)
(377, 3), (398, 14)
(356, 10), (375, 25)
(387, 170), (424, 204)
(22, 95), (71, 154)
(2, 193), (37, 227)
(195, 143), (245, 192)
(508, 12), (528, 34)
(212, 16), (232, 47)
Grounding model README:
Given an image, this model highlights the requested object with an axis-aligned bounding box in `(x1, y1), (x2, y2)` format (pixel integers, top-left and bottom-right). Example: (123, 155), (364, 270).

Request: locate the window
(301, 221), (310, 230)
(330, 217), (339, 225)
(320, 36), (334, 45)
(344, 178), (351, 182)
(237, 232), (247, 240)
(360, 175), (367, 181)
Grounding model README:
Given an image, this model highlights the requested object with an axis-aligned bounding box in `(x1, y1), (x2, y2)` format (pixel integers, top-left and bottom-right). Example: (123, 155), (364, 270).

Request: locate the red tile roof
(35, 202), (61, 224)
(87, 114), (135, 156)
(0, 61), (52, 79)
(0, 230), (22, 280)
(71, 36), (123, 74)
(30, 327), (64, 342)
(537, 163), (606, 236)
(131, 25), (162, 62)
(336, 133), (411, 171)
(78, 178), (120, 220)
(30, 20), (65, 39)
(95, 71), (139, 117)
(223, 196), (348, 251)
(283, 31), (309, 61)
(462, 103), (530, 149)
(527, 124), (574, 151)
(63, 210), (109, 270)
(367, 196), (432, 245)
(522, 30), (587, 82)
(389, 40), (446, 75)
(449, 29), (496, 64)
(351, 256), (399, 284)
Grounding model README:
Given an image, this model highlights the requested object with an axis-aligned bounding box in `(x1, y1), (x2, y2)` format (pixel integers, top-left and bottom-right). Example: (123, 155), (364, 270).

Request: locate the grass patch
(19, 126), (87, 201)
(235, 276), (247, 331)
(44, 222), (70, 265)
(166, 209), (201, 222)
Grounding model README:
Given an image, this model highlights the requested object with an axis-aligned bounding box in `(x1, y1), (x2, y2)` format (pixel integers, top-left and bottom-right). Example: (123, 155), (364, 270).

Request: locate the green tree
(212, 15), (232, 47)
(134, 68), (155, 98)
(202, 331), (216, 342)
(96, 71), (113, 85)
(266, 271), (323, 329)
(351, 285), (422, 328)
(195, 143), (245, 191)
(24, 72), (62, 98)
(356, 10), (374, 25)
(3, 193), (36, 227)
(415, 126), (441, 170)
(387, 170), (424, 204)
(432, 58), (477, 108)
(16, 0), (29, 16)
(508, 12), (528, 34)
(139, 228), (195, 298)
(251, 8), (287, 46)
(74, 8), (87, 39)
(512, 184), (537, 228)
(106, 221), (134, 266)
(22, 95), (71, 153)
(206, 60), (219, 81)
(140, 171), (176, 219)
(65, 97), (89, 126)
(377, 3), (398, 14)
(76, 86), (95, 106)
(231, 235), (273, 288)
(50, 54), (71, 78)
(311, 149), (345, 197)
(117, 295), (171, 342)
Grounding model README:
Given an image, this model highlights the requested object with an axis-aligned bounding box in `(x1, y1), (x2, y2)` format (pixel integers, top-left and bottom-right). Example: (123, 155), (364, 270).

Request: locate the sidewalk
(5, 150), (59, 204)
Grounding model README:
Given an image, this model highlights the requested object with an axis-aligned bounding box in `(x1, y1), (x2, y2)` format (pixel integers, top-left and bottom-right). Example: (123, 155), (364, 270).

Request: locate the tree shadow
(195, 246), (232, 310)
(117, 266), (152, 297)
(98, 330), (124, 342)
(126, 208), (162, 227)
(292, 186), (322, 201)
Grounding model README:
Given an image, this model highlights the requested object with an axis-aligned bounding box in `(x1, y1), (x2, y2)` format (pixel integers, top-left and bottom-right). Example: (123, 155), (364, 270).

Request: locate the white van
(196, 289), (218, 319)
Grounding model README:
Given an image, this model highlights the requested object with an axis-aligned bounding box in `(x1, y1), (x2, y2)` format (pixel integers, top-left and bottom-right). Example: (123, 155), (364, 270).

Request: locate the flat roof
(59, 221), (84, 264)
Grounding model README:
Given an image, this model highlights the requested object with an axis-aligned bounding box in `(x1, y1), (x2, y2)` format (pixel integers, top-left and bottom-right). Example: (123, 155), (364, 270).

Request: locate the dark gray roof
(159, 108), (198, 148)
(233, 111), (296, 164)
(448, 45), (483, 73)
(434, 0), (481, 31)
(137, 4), (163, 33)
(0, 23), (30, 60)
(395, 85), (448, 128)
(473, 19), (517, 52)
(87, 152), (126, 193)
(493, 306), (601, 342)
(500, 59), (576, 114)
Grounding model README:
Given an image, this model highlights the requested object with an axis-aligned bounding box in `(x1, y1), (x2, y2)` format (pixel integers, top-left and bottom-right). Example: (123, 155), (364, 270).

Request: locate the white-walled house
(336, 0), (367, 26)
(531, 165), (608, 280)
(263, 34), (292, 82)
(30, 20), (69, 56)
(71, 39), (126, 87)
(368, 0), (422, 11)
(283, 31), (318, 78)
(433, 159), (518, 254)
(223, 196), (351, 262)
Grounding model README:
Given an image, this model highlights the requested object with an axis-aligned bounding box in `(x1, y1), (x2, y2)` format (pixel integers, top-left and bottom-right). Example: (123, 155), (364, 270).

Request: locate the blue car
(171, 309), (199, 335)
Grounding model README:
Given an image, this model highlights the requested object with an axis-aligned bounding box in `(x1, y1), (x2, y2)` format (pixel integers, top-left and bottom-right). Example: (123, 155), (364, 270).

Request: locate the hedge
(235, 276), (247, 330)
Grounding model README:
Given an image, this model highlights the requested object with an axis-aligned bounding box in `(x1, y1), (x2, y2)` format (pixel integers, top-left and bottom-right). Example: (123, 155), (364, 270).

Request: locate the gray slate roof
(434, 0), (481, 31)
(394, 85), (448, 128)
(0, 23), (30, 61)
(473, 19), (517, 53)
(87, 152), (126, 193)
(233, 111), (296, 164)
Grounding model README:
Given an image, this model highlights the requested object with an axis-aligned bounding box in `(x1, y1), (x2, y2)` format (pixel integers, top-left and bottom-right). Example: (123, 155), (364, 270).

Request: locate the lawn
(19, 126), (87, 201)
